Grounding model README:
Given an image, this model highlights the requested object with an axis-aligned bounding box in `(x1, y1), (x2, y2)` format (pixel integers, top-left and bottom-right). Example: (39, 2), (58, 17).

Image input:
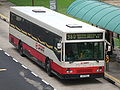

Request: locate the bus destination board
(66, 33), (103, 40)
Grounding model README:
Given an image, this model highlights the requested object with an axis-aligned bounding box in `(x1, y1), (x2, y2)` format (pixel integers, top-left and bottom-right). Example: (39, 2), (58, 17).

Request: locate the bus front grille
(77, 69), (93, 73)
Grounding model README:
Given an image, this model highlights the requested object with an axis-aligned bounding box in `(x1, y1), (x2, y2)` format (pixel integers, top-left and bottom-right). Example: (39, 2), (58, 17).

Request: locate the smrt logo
(36, 43), (45, 52)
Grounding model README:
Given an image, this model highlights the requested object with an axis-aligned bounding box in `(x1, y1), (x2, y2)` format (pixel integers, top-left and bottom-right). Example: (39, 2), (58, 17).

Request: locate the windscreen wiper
(69, 60), (74, 63)
(96, 59), (99, 63)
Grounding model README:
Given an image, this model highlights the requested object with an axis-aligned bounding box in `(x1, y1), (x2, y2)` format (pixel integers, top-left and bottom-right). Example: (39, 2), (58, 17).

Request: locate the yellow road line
(0, 69), (7, 71)
(0, 14), (8, 19)
(0, 2), (3, 5)
(105, 72), (120, 84)
(0, 13), (9, 22)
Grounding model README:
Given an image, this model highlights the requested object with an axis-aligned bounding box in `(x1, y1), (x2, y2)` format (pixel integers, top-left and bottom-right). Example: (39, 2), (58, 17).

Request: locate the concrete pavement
(0, 0), (14, 22)
(105, 61), (120, 86)
(105, 45), (120, 86)
(0, 0), (14, 17)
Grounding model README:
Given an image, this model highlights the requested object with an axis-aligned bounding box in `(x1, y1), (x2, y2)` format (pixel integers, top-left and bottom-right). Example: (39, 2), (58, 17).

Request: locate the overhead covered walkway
(67, 0), (120, 34)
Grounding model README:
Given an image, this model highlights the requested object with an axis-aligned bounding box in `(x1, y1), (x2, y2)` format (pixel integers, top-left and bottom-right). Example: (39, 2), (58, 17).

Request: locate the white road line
(1, 49), (54, 88)
(5, 52), (10, 56)
(31, 72), (38, 77)
(13, 58), (18, 62)
(21, 65), (28, 69)
(42, 79), (49, 85)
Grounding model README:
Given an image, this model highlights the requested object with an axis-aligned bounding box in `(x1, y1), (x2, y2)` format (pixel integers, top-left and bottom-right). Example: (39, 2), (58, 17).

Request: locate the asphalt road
(0, 49), (54, 90)
(0, 1), (120, 90)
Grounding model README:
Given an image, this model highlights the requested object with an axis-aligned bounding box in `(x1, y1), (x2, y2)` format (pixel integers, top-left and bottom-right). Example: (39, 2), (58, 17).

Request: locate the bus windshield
(65, 42), (104, 62)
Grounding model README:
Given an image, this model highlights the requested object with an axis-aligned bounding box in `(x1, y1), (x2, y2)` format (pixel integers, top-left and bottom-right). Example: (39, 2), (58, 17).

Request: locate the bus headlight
(66, 70), (73, 73)
(96, 69), (102, 72)
(66, 68), (73, 73)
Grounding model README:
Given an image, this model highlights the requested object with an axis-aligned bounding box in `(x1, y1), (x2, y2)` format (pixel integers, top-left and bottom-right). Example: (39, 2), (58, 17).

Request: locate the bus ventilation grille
(32, 9), (46, 13)
(77, 69), (93, 73)
(66, 24), (82, 28)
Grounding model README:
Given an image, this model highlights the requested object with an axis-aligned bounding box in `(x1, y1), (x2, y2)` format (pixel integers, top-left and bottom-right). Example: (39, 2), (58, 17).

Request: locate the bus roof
(10, 6), (105, 34)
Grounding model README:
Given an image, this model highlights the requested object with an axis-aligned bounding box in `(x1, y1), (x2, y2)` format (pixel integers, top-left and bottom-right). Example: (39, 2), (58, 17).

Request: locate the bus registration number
(80, 75), (90, 78)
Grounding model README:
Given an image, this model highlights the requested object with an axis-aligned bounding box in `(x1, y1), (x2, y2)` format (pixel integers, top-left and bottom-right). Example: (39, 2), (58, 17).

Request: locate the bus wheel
(18, 42), (25, 57)
(46, 60), (53, 76)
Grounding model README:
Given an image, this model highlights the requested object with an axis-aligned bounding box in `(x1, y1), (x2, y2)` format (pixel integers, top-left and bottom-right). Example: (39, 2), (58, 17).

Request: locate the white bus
(9, 6), (105, 79)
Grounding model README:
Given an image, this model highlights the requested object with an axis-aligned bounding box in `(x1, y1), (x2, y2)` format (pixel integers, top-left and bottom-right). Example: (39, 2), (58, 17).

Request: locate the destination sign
(66, 33), (103, 40)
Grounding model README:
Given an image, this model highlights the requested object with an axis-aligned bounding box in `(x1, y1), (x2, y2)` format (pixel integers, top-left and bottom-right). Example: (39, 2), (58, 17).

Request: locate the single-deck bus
(9, 6), (105, 79)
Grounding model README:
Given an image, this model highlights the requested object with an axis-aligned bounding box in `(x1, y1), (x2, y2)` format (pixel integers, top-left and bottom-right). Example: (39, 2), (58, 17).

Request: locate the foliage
(114, 38), (120, 48)
(8, 0), (75, 14)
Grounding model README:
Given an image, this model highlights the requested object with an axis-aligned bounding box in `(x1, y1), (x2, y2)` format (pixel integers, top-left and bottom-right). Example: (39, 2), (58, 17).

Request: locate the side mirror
(108, 45), (111, 51)
(57, 43), (62, 49)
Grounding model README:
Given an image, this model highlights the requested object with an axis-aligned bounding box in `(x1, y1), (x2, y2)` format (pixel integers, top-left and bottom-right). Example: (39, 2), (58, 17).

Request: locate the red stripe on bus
(23, 43), (46, 63)
(9, 34), (19, 45)
(52, 62), (104, 74)
(9, 34), (46, 63)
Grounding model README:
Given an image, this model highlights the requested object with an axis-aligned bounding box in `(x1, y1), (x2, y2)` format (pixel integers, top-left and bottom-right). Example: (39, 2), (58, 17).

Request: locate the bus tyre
(46, 60), (53, 76)
(18, 42), (25, 57)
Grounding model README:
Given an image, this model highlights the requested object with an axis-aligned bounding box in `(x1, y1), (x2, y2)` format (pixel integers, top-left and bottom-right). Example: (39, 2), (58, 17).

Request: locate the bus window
(65, 42), (104, 62)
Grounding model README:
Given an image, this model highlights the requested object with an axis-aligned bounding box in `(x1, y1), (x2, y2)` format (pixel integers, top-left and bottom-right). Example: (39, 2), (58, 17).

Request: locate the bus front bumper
(55, 73), (104, 79)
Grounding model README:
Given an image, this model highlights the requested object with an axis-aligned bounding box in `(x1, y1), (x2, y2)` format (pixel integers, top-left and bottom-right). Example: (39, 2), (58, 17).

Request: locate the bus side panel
(9, 34), (20, 48)
(23, 43), (46, 63)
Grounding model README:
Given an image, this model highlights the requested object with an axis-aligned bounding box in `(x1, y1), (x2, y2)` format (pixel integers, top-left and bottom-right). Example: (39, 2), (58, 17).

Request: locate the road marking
(0, 14), (8, 19)
(0, 50), (55, 88)
(105, 72), (120, 84)
(21, 65), (28, 69)
(0, 48), (2, 50)
(5, 52), (10, 56)
(0, 69), (7, 71)
(0, 13), (9, 22)
(42, 80), (49, 85)
(31, 72), (38, 77)
(13, 58), (18, 62)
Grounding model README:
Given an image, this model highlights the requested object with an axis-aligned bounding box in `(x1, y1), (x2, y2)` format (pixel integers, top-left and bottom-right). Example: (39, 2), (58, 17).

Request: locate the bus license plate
(80, 75), (90, 78)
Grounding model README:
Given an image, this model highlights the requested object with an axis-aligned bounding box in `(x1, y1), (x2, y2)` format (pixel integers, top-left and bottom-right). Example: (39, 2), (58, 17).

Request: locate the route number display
(66, 33), (103, 40)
